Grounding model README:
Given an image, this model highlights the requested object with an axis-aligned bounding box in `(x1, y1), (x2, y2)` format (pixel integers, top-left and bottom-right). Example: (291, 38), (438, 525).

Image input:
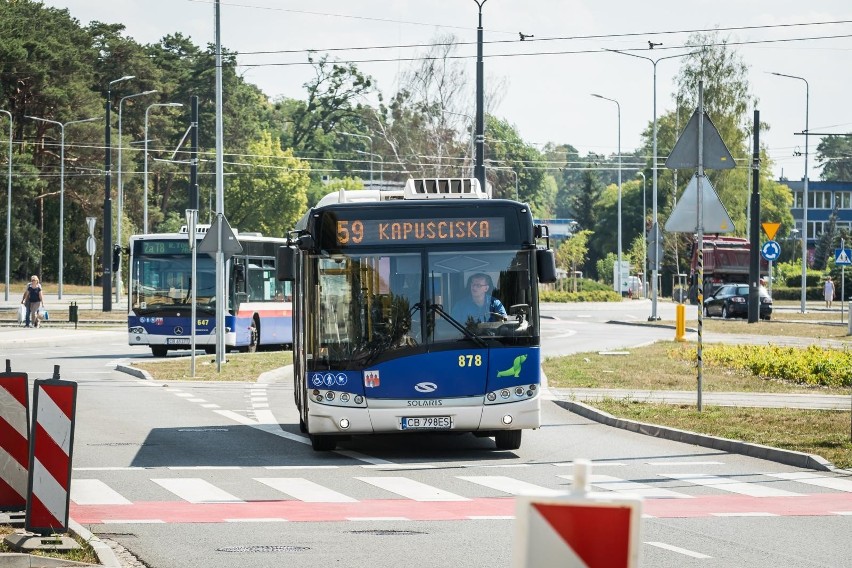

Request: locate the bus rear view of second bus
(278, 178), (557, 451)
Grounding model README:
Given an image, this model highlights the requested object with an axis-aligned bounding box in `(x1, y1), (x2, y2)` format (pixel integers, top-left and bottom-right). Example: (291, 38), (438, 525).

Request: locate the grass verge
(0, 525), (99, 564)
(544, 341), (852, 469)
(131, 350), (293, 381)
(590, 399), (852, 470)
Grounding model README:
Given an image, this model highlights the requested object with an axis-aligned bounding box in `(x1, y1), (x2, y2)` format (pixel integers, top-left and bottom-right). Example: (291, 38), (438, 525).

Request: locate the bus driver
(452, 273), (507, 325)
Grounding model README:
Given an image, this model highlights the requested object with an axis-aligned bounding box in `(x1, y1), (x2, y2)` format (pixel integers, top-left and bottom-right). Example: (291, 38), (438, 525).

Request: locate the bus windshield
(131, 253), (217, 314)
(308, 249), (536, 366)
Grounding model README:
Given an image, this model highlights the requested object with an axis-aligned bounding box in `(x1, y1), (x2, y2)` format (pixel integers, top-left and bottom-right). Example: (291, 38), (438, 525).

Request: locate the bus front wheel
(310, 434), (337, 451)
(151, 346), (168, 357)
(495, 430), (522, 450)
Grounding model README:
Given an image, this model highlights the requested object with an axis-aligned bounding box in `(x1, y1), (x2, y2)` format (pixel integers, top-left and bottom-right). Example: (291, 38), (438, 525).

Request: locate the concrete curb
(68, 519), (121, 568)
(115, 364), (152, 381)
(554, 398), (843, 473)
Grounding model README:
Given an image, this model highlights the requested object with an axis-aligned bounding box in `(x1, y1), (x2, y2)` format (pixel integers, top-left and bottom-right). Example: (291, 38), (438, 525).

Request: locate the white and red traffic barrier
(513, 459), (642, 568)
(25, 374), (77, 534)
(0, 369), (30, 511)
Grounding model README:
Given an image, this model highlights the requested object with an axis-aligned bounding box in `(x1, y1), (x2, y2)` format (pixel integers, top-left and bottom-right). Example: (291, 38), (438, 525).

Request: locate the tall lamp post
(144, 102), (183, 233)
(770, 71), (809, 313)
(473, 0), (487, 191)
(340, 132), (373, 186)
(592, 93), (622, 296)
(354, 150), (384, 182)
(25, 114), (100, 299)
(607, 49), (700, 317)
(104, 75), (135, 312)
(116, 89), (157, 304)
(637, 171), (647, 298)
(0, 109), (11, 301)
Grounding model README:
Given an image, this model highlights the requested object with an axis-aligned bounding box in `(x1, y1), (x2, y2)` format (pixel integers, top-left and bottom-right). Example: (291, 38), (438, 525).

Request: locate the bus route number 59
(337, 220), (364, 245)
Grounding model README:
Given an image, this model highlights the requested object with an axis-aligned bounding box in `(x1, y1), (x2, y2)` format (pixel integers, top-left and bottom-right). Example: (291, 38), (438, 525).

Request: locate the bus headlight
(339, 418), (350, 430)
(502, 415), (513, 425)
(486, 392), (497, 402)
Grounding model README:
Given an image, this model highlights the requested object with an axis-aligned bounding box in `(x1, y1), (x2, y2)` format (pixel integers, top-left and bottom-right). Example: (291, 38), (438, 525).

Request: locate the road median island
(544, 340), (852, 471)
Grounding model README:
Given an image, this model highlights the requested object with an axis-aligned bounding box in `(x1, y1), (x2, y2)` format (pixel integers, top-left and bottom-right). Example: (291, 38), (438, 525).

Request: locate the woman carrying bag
(21, 275), (45, 328)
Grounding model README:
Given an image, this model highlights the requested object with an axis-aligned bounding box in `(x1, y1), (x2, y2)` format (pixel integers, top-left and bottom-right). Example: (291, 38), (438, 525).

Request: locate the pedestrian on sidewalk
(21, 275), (44, 328)
(824, 276), (835, 308)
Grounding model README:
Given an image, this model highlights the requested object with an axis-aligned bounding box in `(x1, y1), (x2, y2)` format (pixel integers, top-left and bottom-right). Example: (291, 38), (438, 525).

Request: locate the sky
(40, 0), (852, 182)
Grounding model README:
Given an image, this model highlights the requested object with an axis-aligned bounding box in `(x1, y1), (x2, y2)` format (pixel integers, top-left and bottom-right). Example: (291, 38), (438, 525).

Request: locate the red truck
(687, 236), (767, 304)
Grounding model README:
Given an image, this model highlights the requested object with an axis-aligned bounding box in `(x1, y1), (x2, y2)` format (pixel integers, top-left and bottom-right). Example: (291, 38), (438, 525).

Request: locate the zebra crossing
(68, 467), (852, 524)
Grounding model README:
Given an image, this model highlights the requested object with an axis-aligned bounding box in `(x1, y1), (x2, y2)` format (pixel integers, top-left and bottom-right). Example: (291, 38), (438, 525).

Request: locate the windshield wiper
(428, 303), (487, 348)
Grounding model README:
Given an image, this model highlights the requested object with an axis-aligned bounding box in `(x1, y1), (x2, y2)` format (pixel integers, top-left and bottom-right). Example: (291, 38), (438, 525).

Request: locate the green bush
(784, 273), (822, 287)
(540, 289), (623, 303)
(768, 285), (824, 301)
(697, 344), (852, 388)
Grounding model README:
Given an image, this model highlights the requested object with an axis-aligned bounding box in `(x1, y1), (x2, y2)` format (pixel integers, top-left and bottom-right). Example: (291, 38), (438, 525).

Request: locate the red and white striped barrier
(513, 460), (642, 568)
(25, 378), (77, 534)
(0, 371), (29, 511)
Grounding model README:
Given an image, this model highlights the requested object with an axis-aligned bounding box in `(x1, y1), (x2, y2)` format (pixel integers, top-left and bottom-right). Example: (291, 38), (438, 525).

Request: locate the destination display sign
(335, 217), (506, 246)
(140, 240), (192, 255)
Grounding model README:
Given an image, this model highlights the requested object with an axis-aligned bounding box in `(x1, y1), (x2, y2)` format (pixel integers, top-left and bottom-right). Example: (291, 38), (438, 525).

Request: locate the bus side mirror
(277, 246), (296, 281)
(233, 264), (245, 284)
(112, 245), (122, 271)
(536, 249), (557, 284)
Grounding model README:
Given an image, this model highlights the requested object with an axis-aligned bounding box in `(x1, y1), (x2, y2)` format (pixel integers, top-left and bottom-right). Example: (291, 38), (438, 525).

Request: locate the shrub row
(770, 286), (830, 301)
(539, 289), (623, 303)
(676, 343), (852, 388)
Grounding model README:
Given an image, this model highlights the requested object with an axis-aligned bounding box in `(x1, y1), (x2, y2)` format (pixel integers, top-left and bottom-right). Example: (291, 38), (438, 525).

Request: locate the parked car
(703, 284), (772, 320)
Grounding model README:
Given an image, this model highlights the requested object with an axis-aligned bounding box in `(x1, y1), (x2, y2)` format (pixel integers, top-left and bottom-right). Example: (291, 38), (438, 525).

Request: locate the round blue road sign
(761, 240), (781, 262)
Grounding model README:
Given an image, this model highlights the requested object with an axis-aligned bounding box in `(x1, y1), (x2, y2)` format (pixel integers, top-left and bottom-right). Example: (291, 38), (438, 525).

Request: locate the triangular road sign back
(666, 110), (735, 170)
(665, 174), (735, 233)
(198, 215), (243, 259)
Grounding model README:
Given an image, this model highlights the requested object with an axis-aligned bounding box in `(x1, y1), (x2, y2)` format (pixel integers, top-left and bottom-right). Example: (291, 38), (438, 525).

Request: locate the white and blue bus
(128, 227), (292, 357)
(278, 178), (556, 451)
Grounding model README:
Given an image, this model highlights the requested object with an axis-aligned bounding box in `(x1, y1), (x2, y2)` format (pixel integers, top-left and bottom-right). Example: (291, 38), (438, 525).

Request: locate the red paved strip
(70, 493), (852, 524)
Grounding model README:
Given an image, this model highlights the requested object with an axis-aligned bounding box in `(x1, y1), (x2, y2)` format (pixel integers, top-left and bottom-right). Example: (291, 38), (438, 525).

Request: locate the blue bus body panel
(305, 347), (539, 398)
(128, 315), (215, 337)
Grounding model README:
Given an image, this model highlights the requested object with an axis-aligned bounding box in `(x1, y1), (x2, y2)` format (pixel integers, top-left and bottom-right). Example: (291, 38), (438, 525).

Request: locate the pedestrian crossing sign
(835, 248), (852, 266)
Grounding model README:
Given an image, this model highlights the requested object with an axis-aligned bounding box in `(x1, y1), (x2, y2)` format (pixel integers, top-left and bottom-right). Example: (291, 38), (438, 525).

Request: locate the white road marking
(225, 518), (289, 523)
(458, 476), (565, 497)
(646, 461), (725, 466)
(764, 472), (852, 492)
(152, 478), (243, 503)
(661, 474), (802, 497)
(357, 477), (469, 501)
(255, 478), (357, 503)
(559, 474), (692, 499)
(347, 517), (409, 521)
(103, 519), (165, 524)
(71, 479), (132, 505)
(712, 512), (778, 517)
(645, 541), (712, 559)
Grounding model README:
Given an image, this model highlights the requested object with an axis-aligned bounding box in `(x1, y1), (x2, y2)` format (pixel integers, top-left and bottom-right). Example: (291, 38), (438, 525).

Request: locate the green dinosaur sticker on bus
(497, 354), (527, 378)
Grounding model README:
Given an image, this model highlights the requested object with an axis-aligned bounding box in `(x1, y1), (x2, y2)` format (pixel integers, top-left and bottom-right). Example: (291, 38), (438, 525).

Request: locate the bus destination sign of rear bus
(336, 217), (505, 246)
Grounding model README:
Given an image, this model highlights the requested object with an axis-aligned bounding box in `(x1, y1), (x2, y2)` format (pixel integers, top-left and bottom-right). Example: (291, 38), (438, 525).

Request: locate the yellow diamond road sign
(762, 222), (781, 241)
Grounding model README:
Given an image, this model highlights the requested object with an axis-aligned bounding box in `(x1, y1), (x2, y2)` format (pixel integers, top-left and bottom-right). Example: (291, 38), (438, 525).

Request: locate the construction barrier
(513, 460), (642, 568)
(0, 366), (30, 511)
(25, 373), (77, 535)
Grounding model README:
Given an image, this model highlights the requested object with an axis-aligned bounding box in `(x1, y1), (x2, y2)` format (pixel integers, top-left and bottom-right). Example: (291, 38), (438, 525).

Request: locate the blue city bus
(128, 226), (292, 357)
(278, 178), (556, 451)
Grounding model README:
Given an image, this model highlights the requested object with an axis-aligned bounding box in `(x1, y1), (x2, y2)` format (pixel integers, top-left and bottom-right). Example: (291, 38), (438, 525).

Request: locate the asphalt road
(3, 304), (851, 568)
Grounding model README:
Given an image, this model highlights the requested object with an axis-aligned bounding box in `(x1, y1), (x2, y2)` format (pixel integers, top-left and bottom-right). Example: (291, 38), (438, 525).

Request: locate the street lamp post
(116, 89), (157, 304)
(144, 102), (183, 234)
(354, 150), (384, 182)
(607, 49), (700, 317)
(770, 71), (809, 313)
(104, 75), (135, 312)
(340, 132), (373, 186)
(473, 0), (487, 190)
(0, 110), (11, 301)
(637, 171), (647, 298)
(592, 94), (622, 296)
(25, 115), (100, 299)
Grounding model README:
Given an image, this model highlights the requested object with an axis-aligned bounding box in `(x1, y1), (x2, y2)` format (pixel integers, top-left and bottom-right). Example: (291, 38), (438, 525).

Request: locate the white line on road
(764, 472), (852, 493)
(357, 477), (470, 501)
(256, 477), (358, 502)
(71, 479), (132, 505)
(558, 474), (693, 499)
(152, 478), (243, 503)
(660, 474), (802, 497)
(645, 541), (712, 559)
(458, 476), (565, 497)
